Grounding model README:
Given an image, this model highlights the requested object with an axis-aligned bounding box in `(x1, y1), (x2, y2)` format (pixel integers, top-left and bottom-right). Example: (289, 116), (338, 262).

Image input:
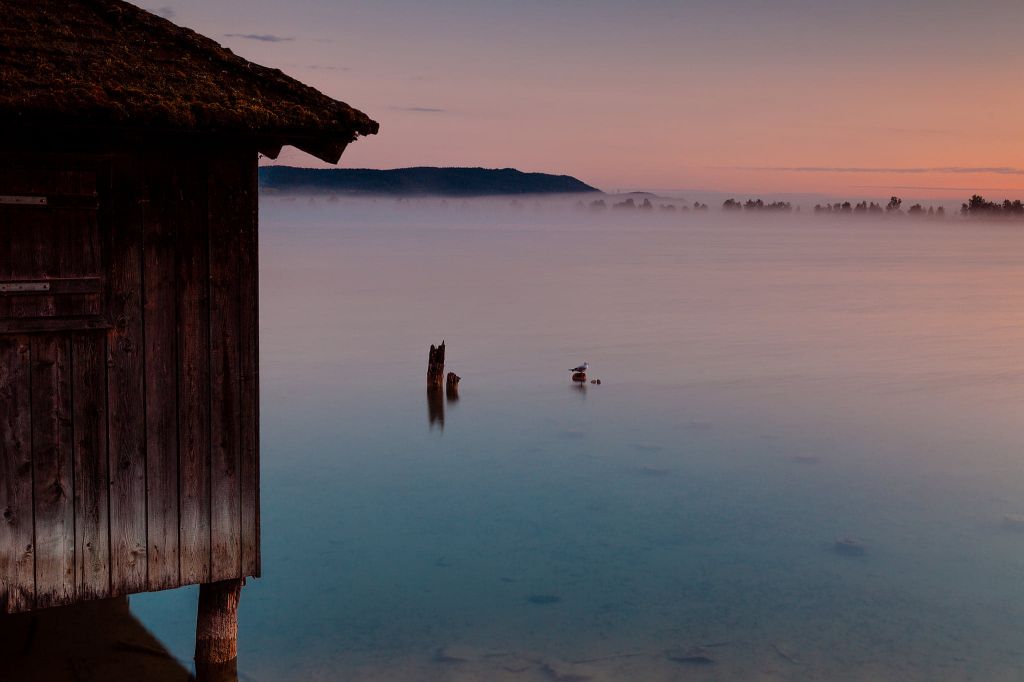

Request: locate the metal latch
(0, 282), (51, 292)
(0, 196), (47, 206)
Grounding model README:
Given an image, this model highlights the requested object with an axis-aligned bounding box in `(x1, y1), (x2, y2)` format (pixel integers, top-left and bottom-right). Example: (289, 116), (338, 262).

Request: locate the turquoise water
(133, 199), (1024, 680)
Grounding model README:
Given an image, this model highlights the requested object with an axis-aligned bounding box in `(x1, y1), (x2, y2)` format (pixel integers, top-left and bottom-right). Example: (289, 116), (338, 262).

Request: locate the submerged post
(427, 342), (446, 390)
(195, 579), (244, 681)
(446, 372), (461, 400)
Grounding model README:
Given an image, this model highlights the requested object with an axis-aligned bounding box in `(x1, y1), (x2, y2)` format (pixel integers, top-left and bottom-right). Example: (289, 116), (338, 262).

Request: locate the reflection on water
(129, 199), (1024, 681)
(426, 388), (445, 429)
(428, 370), (462, 429)
(427, 385), (461, 429)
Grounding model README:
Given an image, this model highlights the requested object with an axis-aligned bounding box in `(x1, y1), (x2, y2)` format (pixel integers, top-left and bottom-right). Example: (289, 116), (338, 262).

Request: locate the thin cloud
(392, 106), (447, 113)
(800, 125), (953, 137)
(224, 33), (294, 43)
(281, 63), (351, 72)
(747, 166), (1024, 175)
(155, 5), (175, 18)
(856, 184), (1024, 193)
(858, 127), (951, 137)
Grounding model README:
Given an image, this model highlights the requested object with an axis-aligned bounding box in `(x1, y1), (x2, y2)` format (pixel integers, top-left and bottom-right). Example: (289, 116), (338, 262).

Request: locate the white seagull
(569, 361), (590, 373)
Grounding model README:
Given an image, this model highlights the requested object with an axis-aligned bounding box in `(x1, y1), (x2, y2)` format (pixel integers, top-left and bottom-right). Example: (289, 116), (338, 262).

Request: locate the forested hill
(258, 166), (601, 196)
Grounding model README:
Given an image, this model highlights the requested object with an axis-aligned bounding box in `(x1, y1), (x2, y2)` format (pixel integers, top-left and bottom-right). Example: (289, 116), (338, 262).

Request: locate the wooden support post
(195, 579), (243, 681)
(427, 342), (445, 390)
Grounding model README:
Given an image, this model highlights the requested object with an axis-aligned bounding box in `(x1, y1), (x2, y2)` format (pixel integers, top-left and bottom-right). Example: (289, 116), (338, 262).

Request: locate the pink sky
(143, 0), (1024, 197)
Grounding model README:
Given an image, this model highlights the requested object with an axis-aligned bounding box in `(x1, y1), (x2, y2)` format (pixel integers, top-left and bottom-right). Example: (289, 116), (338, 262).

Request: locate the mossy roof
(0, 0), (378, 162)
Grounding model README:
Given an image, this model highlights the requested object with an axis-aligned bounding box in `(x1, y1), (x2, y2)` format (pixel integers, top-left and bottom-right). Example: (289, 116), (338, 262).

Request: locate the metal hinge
(0, 195), (47, 206)
(0, 282), (51, 293)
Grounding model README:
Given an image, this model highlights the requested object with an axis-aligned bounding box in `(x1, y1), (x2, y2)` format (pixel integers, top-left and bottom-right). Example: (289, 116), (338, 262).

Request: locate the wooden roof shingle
(0, 0), (379, 162)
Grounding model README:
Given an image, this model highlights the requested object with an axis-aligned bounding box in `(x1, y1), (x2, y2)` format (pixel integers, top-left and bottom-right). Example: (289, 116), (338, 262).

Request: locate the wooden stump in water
(572, 372), (587, 383)
(195, 579), (243, 681)
(446, 372), (461, 400)
(427, 342), (446, 390)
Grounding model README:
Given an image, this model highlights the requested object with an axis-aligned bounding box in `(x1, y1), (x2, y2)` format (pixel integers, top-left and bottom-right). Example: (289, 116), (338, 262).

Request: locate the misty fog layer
(133, 197), (1024, 681)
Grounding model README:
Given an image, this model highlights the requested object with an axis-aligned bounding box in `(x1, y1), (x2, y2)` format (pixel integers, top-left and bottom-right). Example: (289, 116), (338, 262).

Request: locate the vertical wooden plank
(178, 157), (212, 586)
(82, 195), (105, 320)
(10, 206), (55, 319)
(143, 160), (180, 591)
(208, 152), (243, 581)
(107, 155), (148, 595)
(52, 208), (74, 319)
(238, 154), (260, 578)
(31, 335), (75, 609)
(0, 338), (34, 613)
(53, 205), (101, 318)
(72, 332), (110, 601)
(0, 207), (12, 320)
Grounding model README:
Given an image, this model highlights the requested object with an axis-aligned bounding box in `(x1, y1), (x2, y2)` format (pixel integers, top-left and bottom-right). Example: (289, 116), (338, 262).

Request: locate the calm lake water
(133, 198), (1024, 681)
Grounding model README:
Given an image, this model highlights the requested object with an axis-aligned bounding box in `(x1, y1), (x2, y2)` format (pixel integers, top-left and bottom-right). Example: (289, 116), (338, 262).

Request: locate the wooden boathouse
(0, 0), (378, 670)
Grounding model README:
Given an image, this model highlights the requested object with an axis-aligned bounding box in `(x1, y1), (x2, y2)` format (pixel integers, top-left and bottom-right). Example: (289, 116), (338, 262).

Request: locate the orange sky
(143, 0), (1024, 198)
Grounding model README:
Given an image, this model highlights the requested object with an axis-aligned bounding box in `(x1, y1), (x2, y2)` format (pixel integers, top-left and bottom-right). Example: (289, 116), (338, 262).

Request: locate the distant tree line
(960, 195), (1024, 217)
(812, 196), (947, 217)
(722, 198), (792, 212)
(815, 201), (882, 214)
(587, 198), (709, 211)
(582, 193), (1024, 220)
(811, 194), (1024, 218)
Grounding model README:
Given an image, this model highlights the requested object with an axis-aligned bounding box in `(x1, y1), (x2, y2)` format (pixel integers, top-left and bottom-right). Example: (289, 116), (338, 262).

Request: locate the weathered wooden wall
(0, 144), (259, 614)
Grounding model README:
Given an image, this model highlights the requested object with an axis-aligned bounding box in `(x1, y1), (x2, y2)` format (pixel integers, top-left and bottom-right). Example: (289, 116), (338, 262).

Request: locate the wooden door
(0, 159), (111, 612)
